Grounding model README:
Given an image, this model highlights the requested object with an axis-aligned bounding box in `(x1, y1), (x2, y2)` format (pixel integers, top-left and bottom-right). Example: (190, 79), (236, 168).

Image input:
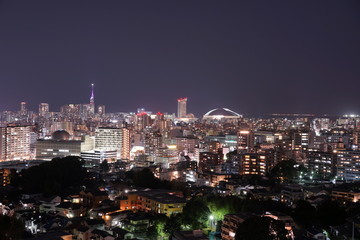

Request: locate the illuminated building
(36, 131), (94, 161)
(121, 128), (130, 160)
(20, 101), (27, 115)
(200, 172), (232, 187)
(89, 83), (95, 114)
(239, 153), (267, 175)
(144, 131), (163, 158)
(176, 136), (199, 154)
(81, 150), (117, 166)
(281, 185), (304, 205)
(79, 189), (108, 209)
(51, 121), (74, 136)
(60, 103), (93, 118)
(292, 131), (309, 151)
(225, 134), (238, 151)
(95, 127), (129, 159)
(135, 112), (150, 131)
(121, 214), (150, 236)
(336, 150), (360, 182)
(306, 150), (336, 178)
(203, 108), (242, 120)
(95, 127), (121, 152)
(332, 190), (360, 202)
(119, 189), (185, 217)
(0, 168), (11, 186)
(237, 130), (254, 153)
(38, 103), (49, 117)
(262, 211), (296, 232)
(154, 112), (168, 131)
(97, 104), (105, 116)
(199, 152), (222, 173)
(0, 125), (31, 161)
(221, 213), (253, 240)
(209, 141), (221, 153)
(177, 97), (187, 118)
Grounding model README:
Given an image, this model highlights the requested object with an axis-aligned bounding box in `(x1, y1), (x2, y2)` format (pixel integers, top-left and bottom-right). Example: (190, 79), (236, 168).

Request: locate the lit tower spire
(90, 83), (95, 105)
(90, 83), (95, 114)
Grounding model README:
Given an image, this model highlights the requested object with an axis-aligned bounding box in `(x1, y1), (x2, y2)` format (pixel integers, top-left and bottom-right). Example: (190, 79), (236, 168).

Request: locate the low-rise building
(119, 189), (186, 216)
(221, 213), (253, 240)
(80, 189), (108, 209)
(332, 189), (360, 203)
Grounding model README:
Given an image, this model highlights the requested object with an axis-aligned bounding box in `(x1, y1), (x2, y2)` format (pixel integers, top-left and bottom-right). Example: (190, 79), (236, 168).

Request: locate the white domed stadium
(203, 108), (242, 120)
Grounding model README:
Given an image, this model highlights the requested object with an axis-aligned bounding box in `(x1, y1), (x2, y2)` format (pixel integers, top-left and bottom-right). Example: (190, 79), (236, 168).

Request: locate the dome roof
(52, 130), (70, 141)
(203, 108), (242, 119)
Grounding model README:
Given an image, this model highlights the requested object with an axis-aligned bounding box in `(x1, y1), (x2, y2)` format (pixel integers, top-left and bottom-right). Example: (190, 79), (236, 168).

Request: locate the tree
(317, 200), (346, 226)
(147, 214), (168, 239)
(0, 215), (24, 240)
(126, 168), (162, 188)
(293, 200), (317, 227)
(182, 199), (211, 229)
(165, 214), (182, 235)
(20, 156), (86, 196)
(100, 160), (110, 172)
(270, 159), (305, 183)
(235, 216), (291, 240)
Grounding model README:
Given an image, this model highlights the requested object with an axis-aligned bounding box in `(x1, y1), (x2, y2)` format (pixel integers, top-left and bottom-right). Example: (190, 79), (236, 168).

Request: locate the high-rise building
(177, 98), (187, 118)
(292, 131), (310, 151)
(336, 150), (360, 182)
(0, 128), (5, 160)
(239, 153), (267, 175)
(135, 112), (151, 131)
(0, 125), (31, 161)
(95, 127), (121, 151)
(199, 152), (222, 173)
(121, 128), (131, 160)
(39, 103), (49, 117)
(97, 105), (105, 116)
(307, 150), (336, 179)
(145, 131), (163, 158)
(20, 102), (27, 115)
(176, 136), (199, 154)
(237, 130), (254, 153)
(95, 127), (129, 159)
(89, 83), (95, 114)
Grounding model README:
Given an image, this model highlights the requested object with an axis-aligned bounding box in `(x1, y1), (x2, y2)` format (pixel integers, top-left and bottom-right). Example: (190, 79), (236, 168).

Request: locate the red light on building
(177, 97), (188, 102)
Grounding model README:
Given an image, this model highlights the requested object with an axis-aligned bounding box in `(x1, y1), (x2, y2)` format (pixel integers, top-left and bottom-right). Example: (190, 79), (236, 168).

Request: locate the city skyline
(0, 1), (360, 115)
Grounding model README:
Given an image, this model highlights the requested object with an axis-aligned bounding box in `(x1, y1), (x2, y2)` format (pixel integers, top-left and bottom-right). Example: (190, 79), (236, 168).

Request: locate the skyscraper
(121, 128), (130, 160)
(97, 105), (105, 116)
(0, 125), (31, 161)
(95, 127), (129, 159)
(237, 130), (254, 153)
(20, 102), (27, 115)
(39, 103), (49, 117)
(89, 83), (95, 114)
(177, 97), (187, 118)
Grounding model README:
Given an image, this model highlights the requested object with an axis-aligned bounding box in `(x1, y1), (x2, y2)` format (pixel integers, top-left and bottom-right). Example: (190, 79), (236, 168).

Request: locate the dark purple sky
(0, 0), (360, 116)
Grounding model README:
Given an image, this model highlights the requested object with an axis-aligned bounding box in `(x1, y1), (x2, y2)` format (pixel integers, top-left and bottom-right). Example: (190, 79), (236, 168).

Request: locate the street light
(209, 215), (215, 232)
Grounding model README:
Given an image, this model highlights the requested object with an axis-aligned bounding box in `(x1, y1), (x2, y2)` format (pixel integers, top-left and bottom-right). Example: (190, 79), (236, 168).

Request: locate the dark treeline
(15, 156), (86, 197)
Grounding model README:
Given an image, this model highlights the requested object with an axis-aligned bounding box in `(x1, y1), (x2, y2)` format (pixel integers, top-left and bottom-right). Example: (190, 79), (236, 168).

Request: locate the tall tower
(20, 102), (27, 115)
(90, 83), (95, 114)
(39, 103), (49, 117)
(177, 98), (187, 118)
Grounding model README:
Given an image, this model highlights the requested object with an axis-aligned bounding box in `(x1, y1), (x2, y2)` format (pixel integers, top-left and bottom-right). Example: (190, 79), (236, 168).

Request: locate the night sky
(0, 1), (360, 116)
